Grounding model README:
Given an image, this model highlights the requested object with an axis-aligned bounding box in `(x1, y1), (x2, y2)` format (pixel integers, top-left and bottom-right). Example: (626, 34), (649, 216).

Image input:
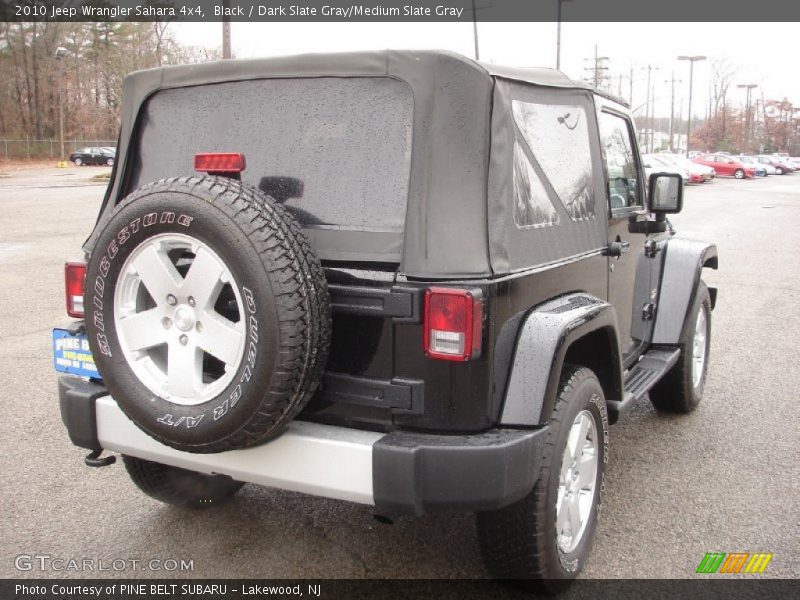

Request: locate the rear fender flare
(499, 294), (623, 426)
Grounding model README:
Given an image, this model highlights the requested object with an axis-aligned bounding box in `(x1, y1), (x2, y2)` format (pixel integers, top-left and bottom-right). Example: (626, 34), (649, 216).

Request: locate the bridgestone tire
(650, 280), (711, 413)
(123, 456), (243, 509)
(477, 366), (608, 591)
(84, 176), (331, 453)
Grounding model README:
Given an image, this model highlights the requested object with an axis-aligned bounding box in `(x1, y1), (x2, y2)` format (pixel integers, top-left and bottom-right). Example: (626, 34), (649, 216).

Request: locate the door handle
(606, 240), (630, 257)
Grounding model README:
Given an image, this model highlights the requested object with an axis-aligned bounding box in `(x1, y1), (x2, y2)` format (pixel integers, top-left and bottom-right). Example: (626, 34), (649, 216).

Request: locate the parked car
(54, 50), (717, 588)
(658, 153), (715, 182)
(733, 156), (768, 177)
(642, 153), (693, 183)
(756, 155), (793, 175)
(69, 147), (115, 166)
(738, 156), (776, 175)
(769, 155), (798, 173)
(693, 153), (755, 178)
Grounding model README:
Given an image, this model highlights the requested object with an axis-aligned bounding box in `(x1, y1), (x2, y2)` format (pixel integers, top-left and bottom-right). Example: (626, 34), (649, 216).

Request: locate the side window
(598, 111), (641, 210)
(512, 141), (559, 229)
(512, 100), (595, 223)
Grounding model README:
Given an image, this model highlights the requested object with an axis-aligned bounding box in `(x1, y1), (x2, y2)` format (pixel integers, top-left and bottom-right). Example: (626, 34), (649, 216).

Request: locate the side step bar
(607, 348), (681, 423)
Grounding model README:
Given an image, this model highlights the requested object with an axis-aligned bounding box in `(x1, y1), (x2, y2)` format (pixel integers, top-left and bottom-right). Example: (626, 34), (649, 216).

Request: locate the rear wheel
(123, 456), (243, 509)
(650, 280), (711, 413)
(734, 169), (744, 179)
(776, 167), (784, 175)
(106, 157), (114, 166)
(477, 366), (608, 591)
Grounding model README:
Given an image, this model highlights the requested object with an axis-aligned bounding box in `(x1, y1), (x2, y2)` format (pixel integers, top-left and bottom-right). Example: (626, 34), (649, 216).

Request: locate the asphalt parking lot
(0, 166), (798, 580)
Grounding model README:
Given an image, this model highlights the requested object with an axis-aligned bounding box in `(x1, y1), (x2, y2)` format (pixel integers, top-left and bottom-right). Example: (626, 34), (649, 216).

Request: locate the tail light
(194, 152), (246, 174)
(423, 288), (484, 361)
(65, 262), (87, 318)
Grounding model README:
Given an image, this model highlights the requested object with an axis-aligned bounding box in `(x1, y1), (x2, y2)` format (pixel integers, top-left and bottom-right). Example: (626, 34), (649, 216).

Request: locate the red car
(693, 154), (755, 179)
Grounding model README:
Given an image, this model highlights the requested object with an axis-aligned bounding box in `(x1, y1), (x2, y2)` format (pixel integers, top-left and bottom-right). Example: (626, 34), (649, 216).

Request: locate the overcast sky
(174, 22), (798, 121)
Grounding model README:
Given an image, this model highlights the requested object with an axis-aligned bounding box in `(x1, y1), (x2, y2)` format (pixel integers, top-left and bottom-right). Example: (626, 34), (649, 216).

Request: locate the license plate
(53, 328), (100, 378)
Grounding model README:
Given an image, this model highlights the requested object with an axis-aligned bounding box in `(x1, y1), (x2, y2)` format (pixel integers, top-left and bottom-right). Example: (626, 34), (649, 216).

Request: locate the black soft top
(88, 50), (620, 278)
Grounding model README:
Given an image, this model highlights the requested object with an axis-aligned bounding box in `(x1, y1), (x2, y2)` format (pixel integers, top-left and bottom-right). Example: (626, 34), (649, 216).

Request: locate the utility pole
(642, 65), (658, 153)
(678, 55), (706, 157)
(55, 47), (68, 162)
(222, 0), (232, 58)
(666, 72), (682, 153)
(650, 76), (657, 152)
(583, 45), (609, 89)
(471, 0), (480, 60)
(629, 65), (634, 106)
(737, 83), (758, 150)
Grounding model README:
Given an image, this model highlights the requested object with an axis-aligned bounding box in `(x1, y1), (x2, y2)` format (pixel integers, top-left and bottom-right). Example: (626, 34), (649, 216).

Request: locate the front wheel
(734, 169), (744, 179)
(477, 366), (608, 591)
(106, 157), (114, 166)
(650, 280), (711, 413)
(123, 456), (244, 509)
(74, 157), (83, 166)
(776, 167), (784, 175)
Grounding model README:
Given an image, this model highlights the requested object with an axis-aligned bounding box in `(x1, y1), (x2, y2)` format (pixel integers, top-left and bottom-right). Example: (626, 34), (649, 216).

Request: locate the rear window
(131, 77), (414, 234)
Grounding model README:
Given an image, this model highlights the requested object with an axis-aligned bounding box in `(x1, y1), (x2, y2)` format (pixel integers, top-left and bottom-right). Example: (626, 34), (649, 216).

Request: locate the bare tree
(0, 23), (219, 147)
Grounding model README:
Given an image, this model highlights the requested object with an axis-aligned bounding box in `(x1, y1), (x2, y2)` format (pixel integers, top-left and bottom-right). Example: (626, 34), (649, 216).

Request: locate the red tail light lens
(423, 288), (483, 361)
(65, 262), (87, 318)
(194, 153), (246, 174)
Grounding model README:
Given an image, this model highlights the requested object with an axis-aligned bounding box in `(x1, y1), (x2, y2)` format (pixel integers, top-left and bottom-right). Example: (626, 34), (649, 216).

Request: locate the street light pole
(737, 83), (758, 150)
(678, 55), (706, 157)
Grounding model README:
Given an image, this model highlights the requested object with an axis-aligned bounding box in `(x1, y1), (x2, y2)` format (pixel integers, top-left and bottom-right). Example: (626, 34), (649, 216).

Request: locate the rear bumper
(58, 375), (547, 516)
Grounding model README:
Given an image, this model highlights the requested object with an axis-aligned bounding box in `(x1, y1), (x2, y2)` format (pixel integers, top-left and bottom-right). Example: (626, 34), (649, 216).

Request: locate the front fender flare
(499, 293), (622, 427)
(651, 238), (718, 345)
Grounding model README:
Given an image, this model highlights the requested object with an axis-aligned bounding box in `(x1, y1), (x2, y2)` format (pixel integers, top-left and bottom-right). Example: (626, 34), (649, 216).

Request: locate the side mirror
(648, 172), (683, 214)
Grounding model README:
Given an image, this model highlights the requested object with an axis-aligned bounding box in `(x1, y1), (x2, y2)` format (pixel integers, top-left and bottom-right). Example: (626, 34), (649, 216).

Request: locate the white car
(657, 153), (715, 182)
(642, 154), (691, 184)
(736, 156), (771, 176)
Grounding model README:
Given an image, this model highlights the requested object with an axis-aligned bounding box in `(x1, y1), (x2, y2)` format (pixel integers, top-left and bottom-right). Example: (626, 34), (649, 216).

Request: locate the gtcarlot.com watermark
(15, 554), (194, 572)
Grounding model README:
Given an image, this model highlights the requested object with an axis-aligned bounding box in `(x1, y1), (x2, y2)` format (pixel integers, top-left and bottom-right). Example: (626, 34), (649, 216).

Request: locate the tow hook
(84, 449), (116, 468)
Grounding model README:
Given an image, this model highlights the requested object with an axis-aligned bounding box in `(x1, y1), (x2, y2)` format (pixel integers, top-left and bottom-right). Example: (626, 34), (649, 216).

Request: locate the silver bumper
(95, 396), (383, 505)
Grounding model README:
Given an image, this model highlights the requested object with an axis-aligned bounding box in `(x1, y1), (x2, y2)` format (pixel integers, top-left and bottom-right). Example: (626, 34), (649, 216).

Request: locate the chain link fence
(0, 139), (117, 160)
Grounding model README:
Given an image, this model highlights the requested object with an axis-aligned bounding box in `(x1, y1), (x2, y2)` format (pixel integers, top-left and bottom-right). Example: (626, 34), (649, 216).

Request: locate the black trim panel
(319, 372), (424, 415)
(58, 375), (108, 451)
(372, 426), (548, 516)
(328, 285), (421, 323)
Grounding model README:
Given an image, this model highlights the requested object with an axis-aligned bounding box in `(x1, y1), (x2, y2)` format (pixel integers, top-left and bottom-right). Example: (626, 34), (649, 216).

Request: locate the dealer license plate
(52, 328), (100, 378)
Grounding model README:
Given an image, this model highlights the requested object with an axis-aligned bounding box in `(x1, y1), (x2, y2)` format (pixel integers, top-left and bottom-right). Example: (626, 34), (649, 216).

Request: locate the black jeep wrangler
(55, 50), (717, 586)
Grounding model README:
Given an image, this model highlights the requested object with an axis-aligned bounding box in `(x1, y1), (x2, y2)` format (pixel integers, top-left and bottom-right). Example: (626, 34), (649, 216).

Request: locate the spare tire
(84, 176), (330, 453)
